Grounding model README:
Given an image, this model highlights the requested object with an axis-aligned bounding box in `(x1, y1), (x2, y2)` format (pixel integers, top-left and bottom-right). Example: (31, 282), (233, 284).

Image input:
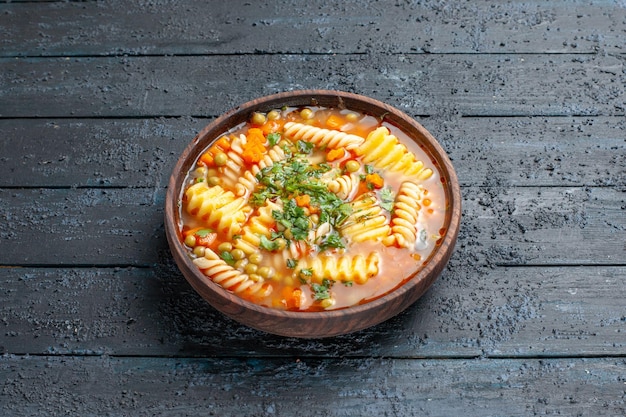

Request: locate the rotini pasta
(296, 252), (380, 285)
(327, 173), (360, 200)
(194, 249), (272, 297)
(233, 199), (282, 255)
(283, 122), (364, 150)
(356, 127), (433, 179)
(180, 104), (445, 311)
(185, 182), (249, 239)
(384, 181), (424, 248)
(340, 192), (391, 243)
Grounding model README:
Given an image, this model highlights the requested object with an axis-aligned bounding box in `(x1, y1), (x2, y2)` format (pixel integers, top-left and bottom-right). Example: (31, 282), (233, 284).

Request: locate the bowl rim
(164, 89), (461, 337)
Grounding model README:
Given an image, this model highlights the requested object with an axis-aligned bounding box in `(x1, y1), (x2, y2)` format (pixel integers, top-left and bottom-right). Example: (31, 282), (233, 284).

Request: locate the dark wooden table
(1, 1), (625, 415)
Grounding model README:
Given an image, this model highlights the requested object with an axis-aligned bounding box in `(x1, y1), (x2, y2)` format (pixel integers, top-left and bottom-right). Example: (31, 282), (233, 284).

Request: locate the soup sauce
(179, 106), (446, 311)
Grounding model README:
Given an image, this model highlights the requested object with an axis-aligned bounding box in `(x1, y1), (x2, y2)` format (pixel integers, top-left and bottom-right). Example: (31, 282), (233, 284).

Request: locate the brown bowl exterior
(165, 90), (461, 338)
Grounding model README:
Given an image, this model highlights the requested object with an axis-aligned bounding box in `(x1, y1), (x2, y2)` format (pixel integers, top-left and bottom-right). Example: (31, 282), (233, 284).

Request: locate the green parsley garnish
(318, 231), (345, 252)
(267, 132), (281, 146)
(272, 200), (310, 241)
(296, 140), (314, 154)
(286, 258), (298, 269)
(220, 251), (235, 266)
(195, 228), (214, 237)
(311, 278), (334, 301)
(250, 148), (354, 244)
(259, 235), (280, 251)
(379, 187), (395, 212)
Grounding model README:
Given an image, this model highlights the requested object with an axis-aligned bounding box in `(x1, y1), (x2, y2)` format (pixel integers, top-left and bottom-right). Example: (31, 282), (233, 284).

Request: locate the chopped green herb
(364, 164), (374, 174)
(286, 258), (298, 269)
(297, 140), (314, 154)
(195, 229), (214, 237)
(259, 235), (280, 251)
(311, 278), (334, 300)
(379, 187), (395, 212)
(220, 251), (235, 266)
(318, 231), (345, 252)
(299, 268), (313, 278)
(267, 132), (281, 146)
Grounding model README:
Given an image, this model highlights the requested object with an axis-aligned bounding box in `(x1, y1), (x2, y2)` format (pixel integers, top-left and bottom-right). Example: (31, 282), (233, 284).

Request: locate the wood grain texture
(1, 53), (624, 118)
(1, 265), (625, 358)
(1, 356), (624, 416)
(1, 0), (624, 56)
(1, 1), (625, 414)
(1, 116), (624, 188)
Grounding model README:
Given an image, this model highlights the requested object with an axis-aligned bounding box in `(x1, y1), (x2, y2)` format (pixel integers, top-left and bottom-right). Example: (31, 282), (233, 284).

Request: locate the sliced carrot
(326, 148), (345, 162)
(365, 173), (384, 189)
(241, 128), (266, 165)
(326, 114), (344, 130)
(260, 120), (284, 136)
(282, 287), (303, 310)
(294, 194), (311, 208)
(199, 136), (231, 167)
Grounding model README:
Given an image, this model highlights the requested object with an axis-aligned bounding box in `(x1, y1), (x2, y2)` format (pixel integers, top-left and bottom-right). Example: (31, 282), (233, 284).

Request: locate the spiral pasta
(339, 192), (391, 243)
(356, 127), (433, 179)
(219, 134), (248, 191)
(283, 122), (364, 150)
(327, 173), (360, 200)
(295, 252), (380, 285)
(384, 181), (424, 248)
(234, 199), (282, 255)
(185, 182), (249, 239)
(193, 249), (272, 297)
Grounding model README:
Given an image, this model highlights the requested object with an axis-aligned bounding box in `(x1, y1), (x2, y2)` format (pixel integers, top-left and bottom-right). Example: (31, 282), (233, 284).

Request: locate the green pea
(184, 235), (197, 247)
(249, 252), (263, 264)
(231, 248), (245, 260)
(300, 108), (314, 120)
(245, 263), (258, 275)
(258, 266), (275, 280)
(218, 242), (233, 253)
(193, 246), (205, 257)
(267, 110), (280, 120)
(320, 298), (335, 309)
(275, 238), (287, 250)
(283, 229), (293, 240)
(214, 151), (228, 166)
(208, 176), (221, 186)
(251, 112), (266, 125)
(345, 160), (361, 173)
(235, 259), (248, 270)
(249, 273), (262, 282)
(345, 112), (359, 122)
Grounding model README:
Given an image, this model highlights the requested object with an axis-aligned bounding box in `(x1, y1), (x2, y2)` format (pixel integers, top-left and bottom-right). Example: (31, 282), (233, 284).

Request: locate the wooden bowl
(165, 90), (461, 338)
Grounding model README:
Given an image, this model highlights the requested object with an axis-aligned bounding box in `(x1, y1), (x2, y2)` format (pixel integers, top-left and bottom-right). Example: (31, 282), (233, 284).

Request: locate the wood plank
(1, 186), (623, 266)
(1, 264), (624, 358)
(1, 356), (624, 416)
(0, 187), (168, 266)
(1, 116), (624, 188)
(1, 0), (624, 56)
(461, 186), (626, 266)
(1, 53), (624, 118)
(0, 118), (208, 188)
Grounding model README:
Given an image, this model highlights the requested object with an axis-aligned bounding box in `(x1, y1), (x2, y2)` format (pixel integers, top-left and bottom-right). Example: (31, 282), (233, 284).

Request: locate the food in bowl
(177, 104), (447, 312)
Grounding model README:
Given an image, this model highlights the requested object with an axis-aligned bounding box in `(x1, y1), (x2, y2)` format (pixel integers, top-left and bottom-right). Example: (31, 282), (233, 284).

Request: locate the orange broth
(179, 106), (446, 311)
